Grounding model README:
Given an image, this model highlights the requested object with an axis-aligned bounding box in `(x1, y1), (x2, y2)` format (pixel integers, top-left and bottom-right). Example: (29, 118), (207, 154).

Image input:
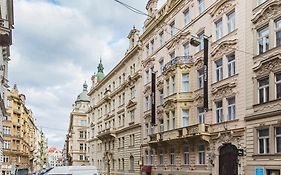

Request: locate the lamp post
(190, 36), (209, 112)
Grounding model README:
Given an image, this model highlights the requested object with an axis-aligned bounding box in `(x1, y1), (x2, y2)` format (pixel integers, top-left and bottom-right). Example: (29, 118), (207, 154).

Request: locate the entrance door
(219, 144), (238, 175)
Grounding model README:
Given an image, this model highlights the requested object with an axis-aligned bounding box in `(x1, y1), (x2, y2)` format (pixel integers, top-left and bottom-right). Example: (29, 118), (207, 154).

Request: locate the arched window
(130, 155), (134, 171)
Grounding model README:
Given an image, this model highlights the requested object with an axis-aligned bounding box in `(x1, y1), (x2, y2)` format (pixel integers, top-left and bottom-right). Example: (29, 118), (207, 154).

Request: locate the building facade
(67, 82), (90, 166)
(87, 27), (143, 175)
(48, 147), (63, 167)
(0, 0), (14, 173)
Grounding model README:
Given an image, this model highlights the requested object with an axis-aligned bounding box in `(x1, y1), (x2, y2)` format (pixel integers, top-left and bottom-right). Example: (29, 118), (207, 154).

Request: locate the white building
(48, 147), (63, 167)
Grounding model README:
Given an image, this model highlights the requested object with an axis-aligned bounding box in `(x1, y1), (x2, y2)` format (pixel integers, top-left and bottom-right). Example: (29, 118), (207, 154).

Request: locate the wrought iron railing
(163, 56), (193, 73)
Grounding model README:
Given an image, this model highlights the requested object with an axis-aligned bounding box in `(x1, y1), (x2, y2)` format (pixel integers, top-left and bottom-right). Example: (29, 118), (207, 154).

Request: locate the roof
(75, 82), (90, 103)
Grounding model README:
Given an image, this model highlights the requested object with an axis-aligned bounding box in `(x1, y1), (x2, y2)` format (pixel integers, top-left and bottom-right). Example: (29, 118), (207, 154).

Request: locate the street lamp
(190, 35), (209, 112)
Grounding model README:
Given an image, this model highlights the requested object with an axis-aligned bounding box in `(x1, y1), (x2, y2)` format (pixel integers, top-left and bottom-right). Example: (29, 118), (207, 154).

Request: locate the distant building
(0, 0), (14, 174)
(67, 82), (90, 166)
(48, 147), (63, 167)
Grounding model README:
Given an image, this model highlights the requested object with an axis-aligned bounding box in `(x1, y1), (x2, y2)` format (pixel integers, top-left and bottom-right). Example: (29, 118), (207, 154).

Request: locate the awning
(142, 165), (152, 173)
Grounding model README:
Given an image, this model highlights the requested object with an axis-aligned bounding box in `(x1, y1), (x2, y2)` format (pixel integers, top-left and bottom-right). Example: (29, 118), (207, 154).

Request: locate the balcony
(97, 127), (116, 140)
(163, 56), (193, 74)
(148, 124), (210, 145)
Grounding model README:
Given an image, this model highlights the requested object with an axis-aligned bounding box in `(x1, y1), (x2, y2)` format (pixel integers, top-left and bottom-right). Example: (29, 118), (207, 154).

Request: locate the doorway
(219, 144), (238, 175)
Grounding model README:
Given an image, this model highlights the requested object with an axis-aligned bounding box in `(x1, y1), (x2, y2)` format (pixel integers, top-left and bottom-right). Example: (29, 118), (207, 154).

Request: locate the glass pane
(277, 137), (281, 153)
(276, 31), (281, 46)
(199, 144), (205, 151)
(259, 129), (269, 137)
(259, 139), (264, 153)
(276, 127), (281, 135)
(259, 78), (269, 86)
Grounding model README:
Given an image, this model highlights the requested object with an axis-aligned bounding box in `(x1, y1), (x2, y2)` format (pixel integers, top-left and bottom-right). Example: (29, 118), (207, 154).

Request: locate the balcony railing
(163, 56), (193, 73)
(97, 127), (116, 140)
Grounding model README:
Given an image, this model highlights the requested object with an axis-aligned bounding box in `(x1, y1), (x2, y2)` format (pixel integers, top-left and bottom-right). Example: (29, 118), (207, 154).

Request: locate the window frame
(227, 97), (236, 121)
(227, 10), (235, 33)
(258, 77), (269, 104)
(258, 128), (270, 154)
(216, 100), (223, 123)
(198, 0), (205, 14)
(257, 26), (269, 54)
(276, 73), (281, 99)
(182, 73), (189, 92)
(227, 53), (236, 77)
(215, 58), (223, 81)
(182, 109), (189, 127)
(215, 18), (223, 40)
(198, 144), (205, 164)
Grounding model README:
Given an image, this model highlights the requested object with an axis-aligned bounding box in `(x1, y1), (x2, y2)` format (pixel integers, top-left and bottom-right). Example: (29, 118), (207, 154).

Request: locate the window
(169, 51), (175, 60)
(216, 100), (223, 123)
(227, 11), (235, 33)
(267, 170), (280, 175)
(198, 144), (205, 164)
(80, 143), (84, 151)
(170, 21), (175, 36)
(172, 76), (175, 94)
(215, 18), (223, 40)
(257, 0), (266, 6)
(159, 119), (164, 132)
(130, 86), (136, 99)
(169, 146), (175, 165)
(182, 109), (189, 127)
(227, 53), (236, 77)
(150, 39), (154, 53)
(183, 145), (189, 165)
(183, 8), (190, 25)
(276, 127), (281, 153)
(166, 79), (170, 96)
(3, 126), (11, 135)
(182, 74), (189, 92)
(198, 0), (205, 14)
(3, 156), (9, 163)
(149, 150), (154, 165)
(146, 70), (149, 83)
(259, 78), (269, 103)
(159, 149), (164, 165)
(166, 112), (170, 131)
(146, 44), (149, 56)
(130, 156), (134, 171)
(215, 58), (223, 81)
(227, 97), (236, 121)
(276, 19), (281, 47)
(258, 26), (269, 54)
(145, 124), (149, 137)
(172, 111), (176, 129)
(159, 60), (164, 73)
(198, 69), (204, 89)
(130, 110), (135, 123)
(3, 141), (10, 149)
(198, 107), (205, 124)
(198, 31), (204, 50)
(145, 96), (150, 110)
(276, 73), (281, 99)
(159, 31), (164, 46)
(183, 43), (189, 57)
(258, 128), (269, 154)
(159, 89), (164, 105)
(122, 92), (125, 104)
(145, 150), (149, 164)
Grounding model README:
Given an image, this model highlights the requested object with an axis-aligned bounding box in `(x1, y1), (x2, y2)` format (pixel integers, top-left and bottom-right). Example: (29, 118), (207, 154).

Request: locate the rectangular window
(170, 51), (175, 60)
(3, 126), (11, 135)
(159, 60), (164, 74)
(215, 18), (223, 40)
(183, 8), (190, 25)
(198, 144), (205, 164)
(169, 146), (175, 165)
(198, 31), (204, 50)
(166, 112), (170, 131)
(172, 76), (176, 94)
(216, 100), (223, 123)
(276, 127), (281, 153)
(159, 119), (164, 132)
(146, 44), (149, 57)
(183, 43), (189, 57)
(150, 39), (154, 53)
(258, 128), (269, 154)
(198, 69), (204, 89)
(172, 111), (176, 129)
(198, 0), (205, 14)
(258, 26), (269, 54)
(227, 53), (236, 77)
(227, 11), (235, 33)
(182, 109), (189, 127)
(182, 74), (189, 92)
(130, 110), (135, 123)
(166, 79), (170, 96)
(183, 145), (189, 165)
(159, 89), (164, 105)
(146, 70), (149, 83)
(198, 107), (205, 124)
(159, 149), (164, 165)
(215, 58), (223, 81)
(276, 19), (281, 47)
(170, 21), (175, 36)
(3, 141), (10, 149)
(80, 120), (87, 126)
(145, 96), (150, 110)
(259, 78), (269, 103)
(130, 86), (136, 99)
(159, 31), (164, 47)
(227, 97), (236, 121)
(267, 170), (280, 175)
(276, 73), (281, 99)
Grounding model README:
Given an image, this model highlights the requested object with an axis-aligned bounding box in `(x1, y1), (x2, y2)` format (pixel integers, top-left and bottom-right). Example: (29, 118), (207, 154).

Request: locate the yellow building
(2, 85), (36, 174)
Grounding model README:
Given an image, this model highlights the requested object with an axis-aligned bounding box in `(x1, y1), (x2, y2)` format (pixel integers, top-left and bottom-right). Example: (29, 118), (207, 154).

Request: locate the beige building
(0, 0), (14, 173)
(87, 27), (143, 174)
(67, 82), (90, 166)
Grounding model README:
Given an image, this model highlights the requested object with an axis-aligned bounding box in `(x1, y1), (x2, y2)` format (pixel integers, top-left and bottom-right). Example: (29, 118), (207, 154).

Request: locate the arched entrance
(219, 144), (238, 175)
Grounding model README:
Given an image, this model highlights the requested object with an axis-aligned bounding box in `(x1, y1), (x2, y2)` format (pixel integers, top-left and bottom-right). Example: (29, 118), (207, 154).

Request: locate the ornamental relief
(194, 58), (204, 70)
(142, 56), (155, 69)
(211, 39), (237, 59)
(254, 56), (281, 77)
(163, 67), (176, 77)
(163, 99), (176, 111)
(252, 1), (281, 27)
(156, 79), (163, 90)
(254, 101), (281, 113)
(210, 0), (235, 19)
(143, 84), (152, 95)
(166, 30), (190, 50)
(194, 93), (203, 106)
(211, 82), (237, 100)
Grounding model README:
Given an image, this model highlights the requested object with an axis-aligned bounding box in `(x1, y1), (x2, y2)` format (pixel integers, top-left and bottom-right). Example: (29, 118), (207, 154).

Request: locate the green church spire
(96, 58), (104, 82)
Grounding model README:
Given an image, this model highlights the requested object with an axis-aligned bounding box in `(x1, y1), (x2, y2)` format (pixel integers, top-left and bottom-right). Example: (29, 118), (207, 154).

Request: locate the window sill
(252, 153), (281, 159)
(211, 119), (239, 126)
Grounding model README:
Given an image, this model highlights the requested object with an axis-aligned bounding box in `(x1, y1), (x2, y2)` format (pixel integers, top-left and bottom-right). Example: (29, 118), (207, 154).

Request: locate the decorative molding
(142, 56), (155, 69)
(194, 58), (204, 70)
(252, 1), (281, 27)
(194, 91), (203, 106)
(157, 107), (163, 120)
(163, 99), (176, 111)
(126, 100), (137, 109)
(211, 39), (237, 59)
(156, 77), (164, 90)
(211, 81), (237, 100)
(143, 84), (152, 96)
(253, 55), (281, 77)
(210, 0), (235, 19)
(254, 101), (281, 113)
(166, 30), (190, 50)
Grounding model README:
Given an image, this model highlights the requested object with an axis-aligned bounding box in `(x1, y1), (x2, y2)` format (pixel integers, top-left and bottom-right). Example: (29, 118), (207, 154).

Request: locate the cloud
(10, 0), (148, 149)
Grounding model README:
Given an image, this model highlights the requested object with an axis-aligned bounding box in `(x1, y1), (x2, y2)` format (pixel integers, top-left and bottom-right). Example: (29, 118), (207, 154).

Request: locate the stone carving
(212, 82), (236, 100)
(166, 30), (190, 50)
(142, 57), (155, 69)
(254, 57), (281, 77)
(211, 39), (237, 59)
(143, 84), (152, 95)
(254, 101), (281, 112)
(194, 92), (203, 106)
(252, 1), (281, 27)
(163, 99), (176, 111)
(194, 58), (204, 70)
(156, 78), (163, 90)
(210, 0), (235, 18)
(126, 100), (137, 109)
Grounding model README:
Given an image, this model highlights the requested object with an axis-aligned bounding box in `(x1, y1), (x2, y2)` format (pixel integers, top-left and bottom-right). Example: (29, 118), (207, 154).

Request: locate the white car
(47, 166), (99, 175)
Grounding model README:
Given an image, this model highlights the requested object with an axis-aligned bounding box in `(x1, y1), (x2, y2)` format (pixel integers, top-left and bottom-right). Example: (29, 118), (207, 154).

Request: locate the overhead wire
(112, 0), (256, 57)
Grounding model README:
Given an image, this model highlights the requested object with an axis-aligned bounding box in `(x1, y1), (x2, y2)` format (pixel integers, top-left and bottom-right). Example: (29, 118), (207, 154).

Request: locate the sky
(10, 0), (166, 149)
